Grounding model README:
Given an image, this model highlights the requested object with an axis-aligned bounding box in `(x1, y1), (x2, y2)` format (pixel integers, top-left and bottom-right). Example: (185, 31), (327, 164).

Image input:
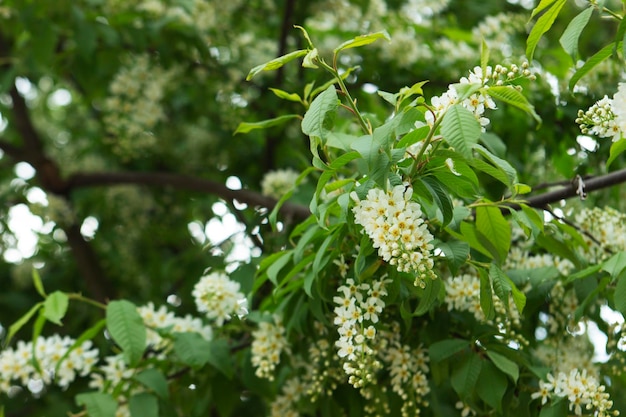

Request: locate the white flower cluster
(251, 317), (288, 380)
(0, 335), (98, 394)
(351, 184), (436, 287)
(260, 168), (300, 199)
(575, 206), (626, 262)
(103, 54), (179, 157)
(192, 271), (247, 326)
(138, 302), (212, 354)
(333, 277), (389, 388)
(577, 83), (626, 142)
(426, 64), (535, 131)
(506, 247), (574, 276)
(88, 353), (133, 394)
(534, 336), (597, 378)
(531, 369), (616, 416)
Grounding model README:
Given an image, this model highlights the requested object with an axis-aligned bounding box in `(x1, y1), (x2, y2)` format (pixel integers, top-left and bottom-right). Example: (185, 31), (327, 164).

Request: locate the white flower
(261, 168), (300, 199)
(351, 184), (436, 287)
(192, 271), (247, 326)
(251, 317), (288, 380)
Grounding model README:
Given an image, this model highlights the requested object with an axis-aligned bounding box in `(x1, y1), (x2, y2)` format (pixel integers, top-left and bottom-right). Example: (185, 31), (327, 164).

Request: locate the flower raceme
(351, 184), (436, 288)
(192, 271), (248, 326)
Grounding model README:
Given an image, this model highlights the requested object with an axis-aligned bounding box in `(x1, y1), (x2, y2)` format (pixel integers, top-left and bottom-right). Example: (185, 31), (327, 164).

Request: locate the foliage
(0, 0), (626, 416)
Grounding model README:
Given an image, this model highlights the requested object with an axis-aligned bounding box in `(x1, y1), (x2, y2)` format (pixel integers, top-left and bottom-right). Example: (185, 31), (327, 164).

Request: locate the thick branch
(520, 168), (626, 209)
(66, 171), (312, 220)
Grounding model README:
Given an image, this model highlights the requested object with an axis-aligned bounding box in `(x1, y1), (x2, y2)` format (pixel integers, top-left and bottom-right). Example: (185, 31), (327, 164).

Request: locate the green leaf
(134, 368), (169, 399)
(43, 291), (69, 326)
(266, 250), (294, 285)
(422, 176), (454, 226)
(269, 88), (303, 103)
(613, 269), (626, 317)
(129, 393), (158, 417)
(476, 361), (507, 411)
(106, 300), (146, 366)
(480, 39), (490, 77)
(440, 104), (481, 159)
(326, 132), (360, 151)
(246, 49), (308, 80)
(173, 332), (211, 368)
(607, 137), (626, 168)
(564, 264), (602, 284)
(530, 0), (558, 19)
(32, 269), (46, 297)
(5, 302), (43, 347)
(413, 279), (442, 316)
(436, 240), (469, 275)
(428, 338), (469, 363)
(559, 7), (593, 59)
(207, 338), (234, 379)
(76, 392), (117, 417)
(479, 269), (495, 320)
(602, 251), (626, 277)
(333, 31), (390, 54)
(569, 42), (615, 90)
(476, 206), (511, 264)
(485, 86), (540, 123)
(302, 48), (319, 69)
(451, 352), (482, 400)
(486, 350), (519, 382)
(302, 85), (338, 140)
(473, 144), (518, 186)
(234, 114), (299, 135)
(526, 0), (567, 61)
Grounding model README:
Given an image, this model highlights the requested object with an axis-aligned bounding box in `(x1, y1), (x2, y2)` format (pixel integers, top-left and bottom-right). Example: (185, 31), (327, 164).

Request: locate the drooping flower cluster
(378, 323), (431, 417)
(0, 335), (98, 394)
(576, 83), (626, 142)
(251, 316), (288, 380)
(260, 168), (300, 199)
(333, 277), (390, 388)
(531, 369), (616, 416)
(426, 63), (535, 131)
(138, 302), (212, 355)
(351, 184), (436, 287)
(192, 271), (247, 326)
(575, 206), (626, 262)
(102, 54), (180, 157)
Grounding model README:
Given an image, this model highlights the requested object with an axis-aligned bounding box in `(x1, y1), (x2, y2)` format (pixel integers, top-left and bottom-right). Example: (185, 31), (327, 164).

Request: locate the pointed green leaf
(5, 302), (43, 347)
(173, 332), (211, 368)
(334, 31), (391, 54)
(437, 240), (470, 275)
(473, 144), (518, 185)
(32, 269), (46, 298)
(235, 114), (300, 135)
(602, 251), (626, 277)
(269, 88), (302, 103)
(76, 392), (117, 417)
(479, 268), (495, 320)
(134, 368), (169, 399)
(607, 137), (626, 168)
(413, 279), (442, 316)
(43, 291), (69, 325)
(486, 350), (519, 382)
(106, 300), (146, 366)
(441, 104), (481, 158)
(526, 0), (567, 61)
(476, 361), (507, 411)
(485, 86), (540, 123)
(559, 7), (594, 59)
(451, 352), (483, 400)
(422, 176), (454, 226)
(429, 338), (469, 363)
(302, 85), (338, 140)
(476, 206), (511, 263)
(129, 393), (158, 417)
(569, 42), (615, 90)
(246, 49), (309, 80)
(530, 0), (558, 19)
(613, 269), (626, 317)
(302, 48), (319, 69)
(207, 338), (234, 379)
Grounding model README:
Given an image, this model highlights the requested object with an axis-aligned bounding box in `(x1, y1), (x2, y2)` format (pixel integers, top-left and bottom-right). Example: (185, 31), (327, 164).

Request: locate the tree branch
(518, 168), (626, 209)
(66, 171), (312, 221)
